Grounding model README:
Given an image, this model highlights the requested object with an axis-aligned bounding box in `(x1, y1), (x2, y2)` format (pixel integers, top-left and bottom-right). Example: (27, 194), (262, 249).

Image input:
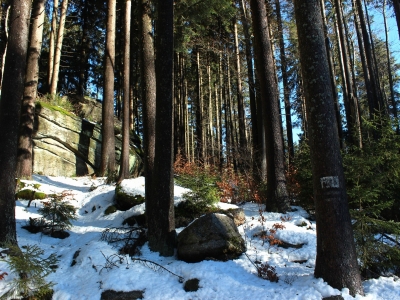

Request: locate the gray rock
(100, 290), (144, 300)
(115, 184), (145, 210)
(33, 103), (142, 177)
(177, 213), (246, 263)
(221, 208), (246, 226)
(322, 296), (344, 300)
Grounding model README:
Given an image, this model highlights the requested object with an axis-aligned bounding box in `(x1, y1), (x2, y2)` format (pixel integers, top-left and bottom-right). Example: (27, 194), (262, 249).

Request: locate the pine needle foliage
(174, 158), (221, 206)
(343, 119), (400, 277)
(38, 192), (77, 234)
(0, 244), (58, 300)
(292, 120), (400, 277)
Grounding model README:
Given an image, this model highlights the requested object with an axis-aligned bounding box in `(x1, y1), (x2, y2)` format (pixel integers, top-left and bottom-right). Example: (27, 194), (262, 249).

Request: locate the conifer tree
(294, 0), (364, 295)
(0, 0), (31, 246)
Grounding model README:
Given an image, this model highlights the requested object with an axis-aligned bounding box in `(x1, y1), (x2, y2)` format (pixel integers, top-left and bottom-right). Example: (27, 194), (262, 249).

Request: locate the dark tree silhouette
(0, 0), (32, 246)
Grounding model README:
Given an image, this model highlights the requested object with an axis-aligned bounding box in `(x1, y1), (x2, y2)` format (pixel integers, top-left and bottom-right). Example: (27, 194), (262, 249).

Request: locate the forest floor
(0, 174), (399, 300)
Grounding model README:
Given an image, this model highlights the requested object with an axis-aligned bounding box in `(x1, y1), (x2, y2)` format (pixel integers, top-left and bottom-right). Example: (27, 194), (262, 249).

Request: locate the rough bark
(78, 0), (90, 96)
(240, 0), (260, 179)
(117, 0), (131, 182)
(140, 0), (156, 223)
(249, 0), (290, 213)
(275, 0), (294, 165)
(383, 0), (399, 132)
(194, 49), (204, 162)
(148, 0), (175, 256)
(294, 0), (364, 295)
(100, 0), (116, 176)
(48, 0), (58, 88)
(49, 0), (68, 95)
(355, 0), (384, 114)
(334, 0), (362, 148)
(233, 20), (247, 167)
(319, 0), (343, 149)
(16, 0), (46, 179)
(0, 0), (31, 246)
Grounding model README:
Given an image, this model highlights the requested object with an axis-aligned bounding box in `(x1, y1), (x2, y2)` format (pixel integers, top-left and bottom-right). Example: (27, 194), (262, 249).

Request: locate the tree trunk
(195, 49), (204, 162)
(383, 0), (399, 132)
(334, 0), (362, 147)
(319, 0), (343, 148)
(240, 0), (260, 179)
(275, 0), (294, 165)
(207, 62), (215, 164)
(78, 0), (90, 96)
(393, 0), (400, 40)
(0, 3), (9, 91)
(233, 19), (247, 169)
(0, 0), (31, 246)
(355, 0), (384, 115)
(141, 0), (156, 219)
(49, 0), (68, 95)
(100, 0), (116, 177)
(294, 0), (364, 295)
(117, 0), (131, 183)
(16, 0), (46, 179)
(48, 0), (58, 89)
(250, 0), (290, 213)
(148, 0), (175, 256)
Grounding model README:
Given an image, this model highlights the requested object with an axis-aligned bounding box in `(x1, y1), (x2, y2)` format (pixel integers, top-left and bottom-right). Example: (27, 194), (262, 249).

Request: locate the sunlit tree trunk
(16, 0), (46, 179)
(294, 0), (364, 295)
(383, 0), (399, 132)
(275, 0), (294, 165)
(194, 49), (204, 162)
(319, 0), (343, 148)
(49, 0), (68, 95)
(48, 0), (58, 89)
(0, 3), (9, 91)
(99, 0), (116, 176)
(334, 0), (362, 148)
(234, 20), (247, 170)
(78, 0), (90, 96)
(356, 0), (384, 115)
(250, 0), (290, 213)
(117, 0), (131, 182)
(141, 0), (156, 220)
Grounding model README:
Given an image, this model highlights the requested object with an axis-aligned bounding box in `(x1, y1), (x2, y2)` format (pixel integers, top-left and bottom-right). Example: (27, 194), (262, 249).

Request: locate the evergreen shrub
(292, 120), (400, 277)
(0, 244), (57, 300)
(38, 192), (78, 235)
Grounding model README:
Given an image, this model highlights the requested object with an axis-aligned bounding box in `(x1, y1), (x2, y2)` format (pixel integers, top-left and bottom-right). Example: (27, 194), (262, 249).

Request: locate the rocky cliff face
(33, 101), (142, 177)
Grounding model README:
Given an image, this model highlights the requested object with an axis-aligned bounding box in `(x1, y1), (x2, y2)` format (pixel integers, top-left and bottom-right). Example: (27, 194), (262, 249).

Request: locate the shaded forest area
(0, 0), (400, 297)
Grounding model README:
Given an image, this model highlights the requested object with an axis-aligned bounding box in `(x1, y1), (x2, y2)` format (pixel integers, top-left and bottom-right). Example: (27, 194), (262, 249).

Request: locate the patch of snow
(0, 174), (397, 300)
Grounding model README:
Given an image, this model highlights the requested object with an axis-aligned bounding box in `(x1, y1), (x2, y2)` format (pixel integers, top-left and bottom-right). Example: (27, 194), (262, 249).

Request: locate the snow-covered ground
(0, 174), (399, 300)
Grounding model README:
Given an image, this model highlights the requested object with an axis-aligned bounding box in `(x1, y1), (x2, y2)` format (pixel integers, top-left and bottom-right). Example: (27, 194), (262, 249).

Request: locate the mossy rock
(36, 101), (75, 117)
(115, 185), (145, 211)
(122, 214), (147, 227)
(175, 200), (218, 228)
(16, 189), (47, 200)
(104, 205), (117, 215)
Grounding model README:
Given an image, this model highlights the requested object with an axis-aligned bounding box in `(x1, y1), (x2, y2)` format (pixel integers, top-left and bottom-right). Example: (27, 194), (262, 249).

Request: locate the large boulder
(33, 102), (142, 177)
(177, 213), (246, 263)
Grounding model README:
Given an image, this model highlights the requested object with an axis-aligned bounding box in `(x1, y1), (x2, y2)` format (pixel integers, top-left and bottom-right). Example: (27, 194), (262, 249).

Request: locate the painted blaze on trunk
(294, 0), (364, 296)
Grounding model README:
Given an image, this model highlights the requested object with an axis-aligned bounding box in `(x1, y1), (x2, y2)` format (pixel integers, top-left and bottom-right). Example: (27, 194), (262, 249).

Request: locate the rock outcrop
(177, 213), (246, 263)
(33, 100), (142, 177)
